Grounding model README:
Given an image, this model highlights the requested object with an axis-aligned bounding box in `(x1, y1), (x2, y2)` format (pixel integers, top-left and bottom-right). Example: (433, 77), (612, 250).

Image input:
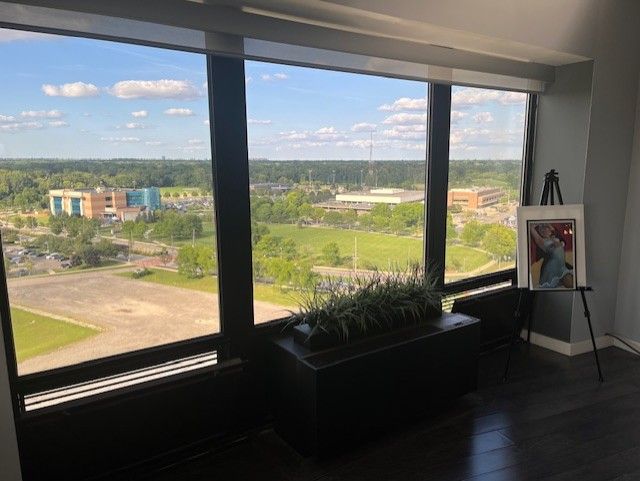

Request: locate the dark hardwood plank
(144, 346), (640, 481)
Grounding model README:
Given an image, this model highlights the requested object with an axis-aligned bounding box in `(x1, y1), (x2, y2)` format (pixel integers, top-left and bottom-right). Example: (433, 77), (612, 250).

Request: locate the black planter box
(267, 312), (480, 456)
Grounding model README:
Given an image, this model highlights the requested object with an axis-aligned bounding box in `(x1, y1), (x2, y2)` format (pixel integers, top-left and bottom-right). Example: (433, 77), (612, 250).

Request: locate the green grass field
(11, 308), (99, 363)
(159, 186), (204, 196)
(264, 224), (491, 272)
(119, 269), (298, 307)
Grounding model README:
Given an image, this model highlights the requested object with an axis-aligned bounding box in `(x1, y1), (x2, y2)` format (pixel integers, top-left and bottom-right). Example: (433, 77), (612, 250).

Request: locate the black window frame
(0, 22), (537, 416)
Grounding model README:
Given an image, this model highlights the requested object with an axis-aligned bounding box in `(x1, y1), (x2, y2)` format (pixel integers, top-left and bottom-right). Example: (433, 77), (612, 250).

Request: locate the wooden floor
(145, 344), (640, 481)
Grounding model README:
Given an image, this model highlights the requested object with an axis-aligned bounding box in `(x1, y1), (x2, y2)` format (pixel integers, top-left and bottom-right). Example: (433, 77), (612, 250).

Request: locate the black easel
(502, 170), (603, 383)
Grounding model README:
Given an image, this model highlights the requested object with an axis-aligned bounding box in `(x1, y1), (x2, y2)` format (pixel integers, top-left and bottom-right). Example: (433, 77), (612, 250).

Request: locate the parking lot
(3, 245), (71, 277)
(8, 268), (289, 374)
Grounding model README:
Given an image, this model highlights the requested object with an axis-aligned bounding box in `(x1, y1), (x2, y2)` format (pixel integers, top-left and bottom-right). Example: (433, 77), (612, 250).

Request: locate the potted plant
(286, 265), (443, 350)
(267, 265), (481, 456)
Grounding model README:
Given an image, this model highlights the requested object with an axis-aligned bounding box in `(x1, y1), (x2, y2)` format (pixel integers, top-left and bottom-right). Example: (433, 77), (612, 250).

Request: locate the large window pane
(245, 61), (428, 324)
(445, 86), (527, 283)
(0, 28), (219, 374)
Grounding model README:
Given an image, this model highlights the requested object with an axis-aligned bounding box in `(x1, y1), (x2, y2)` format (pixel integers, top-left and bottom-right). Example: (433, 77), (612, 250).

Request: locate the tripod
(502, 170), (603, 383)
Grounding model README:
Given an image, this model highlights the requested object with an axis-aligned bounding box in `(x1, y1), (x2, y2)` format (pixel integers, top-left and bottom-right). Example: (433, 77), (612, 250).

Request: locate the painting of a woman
(528, 222), (575, 289)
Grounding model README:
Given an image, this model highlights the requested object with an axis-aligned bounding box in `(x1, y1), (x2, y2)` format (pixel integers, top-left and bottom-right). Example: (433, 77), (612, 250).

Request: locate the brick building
(49, 187), (161, 221)
(447, 187), (503, 209)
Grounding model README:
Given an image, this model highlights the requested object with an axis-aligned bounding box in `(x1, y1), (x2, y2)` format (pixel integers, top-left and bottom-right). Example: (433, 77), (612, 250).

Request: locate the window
(245, 60), (428, 324)
(445, 86), (528, 283)
(0, 28), (219, 375)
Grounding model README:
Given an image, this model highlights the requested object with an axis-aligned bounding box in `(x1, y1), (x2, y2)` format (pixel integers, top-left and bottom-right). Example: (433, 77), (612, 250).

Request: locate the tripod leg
(503, 290), (525, 382)
(554, 180), (564, 205)
(540, 181), (549, 206)
(526, 296), (533, 345)
(580, 288), (604, 382)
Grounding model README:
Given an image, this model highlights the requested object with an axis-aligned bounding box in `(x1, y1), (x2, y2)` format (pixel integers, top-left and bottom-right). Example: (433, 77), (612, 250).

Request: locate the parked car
(60, 261), (72, 269)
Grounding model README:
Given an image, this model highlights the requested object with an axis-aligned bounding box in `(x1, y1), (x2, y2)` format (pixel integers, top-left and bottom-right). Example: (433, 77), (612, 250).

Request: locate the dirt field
(8, 269), (289, 374)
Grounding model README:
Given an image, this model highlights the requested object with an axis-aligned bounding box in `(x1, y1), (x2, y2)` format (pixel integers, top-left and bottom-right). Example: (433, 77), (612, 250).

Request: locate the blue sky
(0, 27), (527, 160)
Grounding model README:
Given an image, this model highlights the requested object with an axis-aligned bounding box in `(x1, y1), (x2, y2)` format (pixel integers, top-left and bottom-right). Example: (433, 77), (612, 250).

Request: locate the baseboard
(520, 329), (612, 356)
(611, 336), (640, 356)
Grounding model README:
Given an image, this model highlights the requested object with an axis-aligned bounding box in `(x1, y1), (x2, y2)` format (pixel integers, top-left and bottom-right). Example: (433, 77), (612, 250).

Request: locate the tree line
(0, 158), (521, 210)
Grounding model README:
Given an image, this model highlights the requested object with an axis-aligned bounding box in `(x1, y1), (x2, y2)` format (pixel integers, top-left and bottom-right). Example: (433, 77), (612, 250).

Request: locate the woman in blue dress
(529, 223), (574, 288)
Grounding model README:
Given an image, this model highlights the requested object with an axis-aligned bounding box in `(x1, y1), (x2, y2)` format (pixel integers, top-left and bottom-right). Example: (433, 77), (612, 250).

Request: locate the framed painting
(516, 205), (586, 290)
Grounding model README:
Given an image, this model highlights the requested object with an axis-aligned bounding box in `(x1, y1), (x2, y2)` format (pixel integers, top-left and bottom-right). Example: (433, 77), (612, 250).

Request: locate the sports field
(11, 308), (99, 363)
(264, 224), (491, 272)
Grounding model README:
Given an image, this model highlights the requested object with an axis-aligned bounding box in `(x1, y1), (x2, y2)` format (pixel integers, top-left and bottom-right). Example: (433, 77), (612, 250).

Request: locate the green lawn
(119, 268), (297, 307)
(159, 186), (203, 196)
(11, 308), (99, 363)
(264, 224), (491, 272)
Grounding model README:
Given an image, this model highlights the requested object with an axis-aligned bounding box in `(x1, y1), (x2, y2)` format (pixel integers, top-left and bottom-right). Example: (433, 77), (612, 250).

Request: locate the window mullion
(208, 55), (254, 358)
(425, 83), (452, 289)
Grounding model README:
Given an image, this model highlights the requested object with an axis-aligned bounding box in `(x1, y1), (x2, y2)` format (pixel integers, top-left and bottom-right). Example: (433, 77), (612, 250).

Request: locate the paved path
(8, 270), (289, 374)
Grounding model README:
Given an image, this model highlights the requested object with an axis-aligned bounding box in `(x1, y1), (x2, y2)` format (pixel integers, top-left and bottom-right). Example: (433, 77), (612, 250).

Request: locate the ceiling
(195, 0), (597, 66)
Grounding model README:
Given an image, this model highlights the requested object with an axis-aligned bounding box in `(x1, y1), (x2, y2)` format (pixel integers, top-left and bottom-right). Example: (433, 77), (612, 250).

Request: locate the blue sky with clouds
(0, 27), (527, 161)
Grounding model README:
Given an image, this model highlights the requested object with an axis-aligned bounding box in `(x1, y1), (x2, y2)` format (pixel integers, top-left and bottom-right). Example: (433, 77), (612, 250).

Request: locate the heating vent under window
(23, 351), (218, 412)
(442, 280), (513, 313)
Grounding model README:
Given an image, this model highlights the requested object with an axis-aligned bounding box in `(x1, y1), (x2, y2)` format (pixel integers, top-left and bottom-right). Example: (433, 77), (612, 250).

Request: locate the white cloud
(261, 73), (289, 81)
(245, 76), (252, 85)
(119, 122), (149, 129)
(315, 127), (336, 134)
(203, 119), (210, 125)
(351, 122), (377, 132)
(248, 118), (272, 125)
(0, 121), (44, 132)
(473, 112), (494, 123)
(131, 110), (148, 118)
(109, 80), (199, 99)
(42, 82), (99, 98)
(335, 139), (424, 151)
(0, 114), (16, 123)
(187, 138), (204, 145)
(278, 127), (346, 143)
(378, 97), (427, 111)
(180, 145), (206, 152)
(164, 108), (194, 117)
(100, 136), (141, 143)
(48, 120), (69, 128)
(280, 131), (308, 140)
(452, 88), (500, 107)
(314, 127), (345, 141)
(451, 111), (468, 122)
(382, 124), (426, 139)
(145, 141), (165, 146)
(382, 113), (428, 125)
(452, 88), (527, 107)
(0, 30), (55, 43)
(21, 110), (64, 119)
(500, 91), (528, 104)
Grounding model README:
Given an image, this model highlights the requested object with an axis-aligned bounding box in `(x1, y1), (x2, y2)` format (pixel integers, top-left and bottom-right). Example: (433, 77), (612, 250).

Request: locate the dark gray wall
(529, 1), (640, 345)
(615, 81), (640, 341)
(571, 2), (640, 342)
(530, 61), (593, 342)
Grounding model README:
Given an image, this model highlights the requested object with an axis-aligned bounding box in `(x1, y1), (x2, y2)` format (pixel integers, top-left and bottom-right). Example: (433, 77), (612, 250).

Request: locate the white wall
(0, 318), (22, 481)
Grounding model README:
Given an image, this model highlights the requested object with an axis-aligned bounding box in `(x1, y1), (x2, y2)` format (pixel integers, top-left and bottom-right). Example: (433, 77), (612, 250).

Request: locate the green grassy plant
(286, 264), (442, 343)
